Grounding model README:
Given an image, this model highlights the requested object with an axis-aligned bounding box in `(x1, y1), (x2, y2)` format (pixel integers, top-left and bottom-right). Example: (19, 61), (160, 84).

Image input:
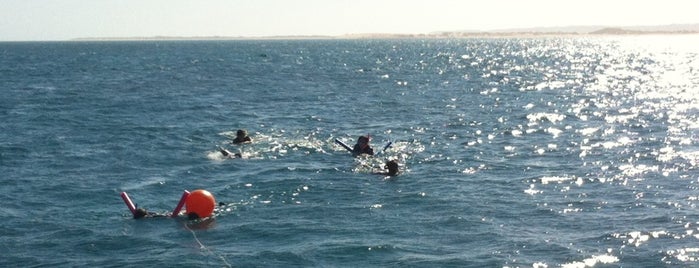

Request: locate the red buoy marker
(185, 189), (216, 218)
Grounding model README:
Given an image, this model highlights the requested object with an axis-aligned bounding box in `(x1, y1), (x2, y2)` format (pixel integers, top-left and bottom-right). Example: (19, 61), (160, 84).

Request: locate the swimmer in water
(232, 129), (252, 144)
(352, 135), (374, 156)
(187, 202), (228, 220)
(134, 201), (229, 220)
(187, 212), (200, 220)
(218, 146), (242, 158)
(374, 160), (400, 176)
(133, 207), (169, 219)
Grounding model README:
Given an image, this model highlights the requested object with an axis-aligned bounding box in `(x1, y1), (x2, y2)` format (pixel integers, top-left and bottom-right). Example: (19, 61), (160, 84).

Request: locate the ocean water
(1, 35), (699, 267)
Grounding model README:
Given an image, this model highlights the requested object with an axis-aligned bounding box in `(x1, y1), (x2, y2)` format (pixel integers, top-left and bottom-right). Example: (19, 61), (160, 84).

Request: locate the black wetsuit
(352, 143), (374, 156)
(134, 209), (169, 219)
(232, 136), (252, 144)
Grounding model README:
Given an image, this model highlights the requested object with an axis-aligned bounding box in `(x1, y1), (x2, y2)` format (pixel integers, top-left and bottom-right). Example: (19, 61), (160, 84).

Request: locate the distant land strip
(72, 24), (699, 41)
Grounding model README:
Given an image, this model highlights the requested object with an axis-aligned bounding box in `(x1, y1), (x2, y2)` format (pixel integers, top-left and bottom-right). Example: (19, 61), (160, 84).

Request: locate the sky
(0, 0), (697, 41)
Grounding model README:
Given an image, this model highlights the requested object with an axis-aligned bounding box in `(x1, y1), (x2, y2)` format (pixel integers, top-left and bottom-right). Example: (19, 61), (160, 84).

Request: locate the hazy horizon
(1, 0), (697, 41)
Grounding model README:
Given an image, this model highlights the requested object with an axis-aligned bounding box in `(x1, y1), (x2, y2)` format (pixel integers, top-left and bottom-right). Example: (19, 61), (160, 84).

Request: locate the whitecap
(669, 247), (699, 262)
(532, 262), (548, 268)
(561, 254), (619, 268)
(540, 176), (573, 184)
(619, 164), (658, 176)
(546, 127), (563, 138)
(578, 127), (598, 136)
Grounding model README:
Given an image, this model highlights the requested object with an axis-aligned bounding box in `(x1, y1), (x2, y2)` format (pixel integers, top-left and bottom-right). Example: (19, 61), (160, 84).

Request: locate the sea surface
(2, 35), (699, 267)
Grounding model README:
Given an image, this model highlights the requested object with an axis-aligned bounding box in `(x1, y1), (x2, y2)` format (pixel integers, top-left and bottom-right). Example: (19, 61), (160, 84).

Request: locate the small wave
(538, 176), (581, 185)
(667, 247), (699, 262)
(561, 254), (619, 268)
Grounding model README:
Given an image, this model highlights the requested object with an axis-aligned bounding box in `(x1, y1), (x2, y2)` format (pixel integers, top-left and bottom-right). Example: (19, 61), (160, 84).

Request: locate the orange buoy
(185, 189), (216, 218)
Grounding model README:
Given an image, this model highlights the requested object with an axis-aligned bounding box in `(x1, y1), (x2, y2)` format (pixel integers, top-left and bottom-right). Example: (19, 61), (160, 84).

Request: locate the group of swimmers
(132, 130), (398, 219)
(351, 135), (399, 176)
(220, 129), (400, 176)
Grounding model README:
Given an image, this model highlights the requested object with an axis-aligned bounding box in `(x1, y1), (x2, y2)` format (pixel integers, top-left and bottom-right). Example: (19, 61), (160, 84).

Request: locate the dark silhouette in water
(374, 160), (400, 176)
(352, 135), (374, 156)
(232, 129), (252, 144)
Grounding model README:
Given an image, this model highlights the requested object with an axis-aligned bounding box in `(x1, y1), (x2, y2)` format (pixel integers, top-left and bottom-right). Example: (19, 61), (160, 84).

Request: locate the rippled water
(1, 35), (699, 267)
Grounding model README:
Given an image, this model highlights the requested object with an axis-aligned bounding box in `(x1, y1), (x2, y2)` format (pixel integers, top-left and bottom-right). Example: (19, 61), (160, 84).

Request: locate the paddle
(334, 138), (353, 152)
(373, 141), (392, 156)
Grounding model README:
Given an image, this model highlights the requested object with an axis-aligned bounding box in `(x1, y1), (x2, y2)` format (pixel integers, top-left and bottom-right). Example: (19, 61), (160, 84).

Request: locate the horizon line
(4, 23), (699, 42)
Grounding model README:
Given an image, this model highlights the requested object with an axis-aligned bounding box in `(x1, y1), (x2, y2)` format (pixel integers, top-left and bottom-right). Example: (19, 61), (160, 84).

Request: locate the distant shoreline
(70, 31), (699, 41)
(72, 25), (699, 41)
(55, 24), (699, 41)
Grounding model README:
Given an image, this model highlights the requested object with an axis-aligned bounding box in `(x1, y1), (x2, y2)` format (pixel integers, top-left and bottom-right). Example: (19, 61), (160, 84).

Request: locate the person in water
(352, 135), (374, 156)
(232, 129), (252, 144)
(134, 201), (228, 220)
(133, 208), (169, 219)
(187, 202), (227, 220)
(218, 146), (242, 158)
(374, 160), (400, 176)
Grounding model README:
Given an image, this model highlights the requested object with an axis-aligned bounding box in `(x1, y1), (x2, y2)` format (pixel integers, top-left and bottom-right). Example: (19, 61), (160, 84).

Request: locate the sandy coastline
(71, 31), (699, 41)
(70, 25), (699, 41)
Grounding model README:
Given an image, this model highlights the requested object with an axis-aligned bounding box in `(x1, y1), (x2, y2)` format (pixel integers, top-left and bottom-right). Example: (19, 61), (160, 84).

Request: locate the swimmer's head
(236, 129), (248, 138)
(134, 208), (148, 219)
(357, 135), (370, 144)
(386, 160), (399, 176)
(188, 212), (200, 220)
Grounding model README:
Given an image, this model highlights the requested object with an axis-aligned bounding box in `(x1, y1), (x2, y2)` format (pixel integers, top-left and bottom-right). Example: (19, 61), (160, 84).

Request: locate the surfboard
(335, 138), (353, 152)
